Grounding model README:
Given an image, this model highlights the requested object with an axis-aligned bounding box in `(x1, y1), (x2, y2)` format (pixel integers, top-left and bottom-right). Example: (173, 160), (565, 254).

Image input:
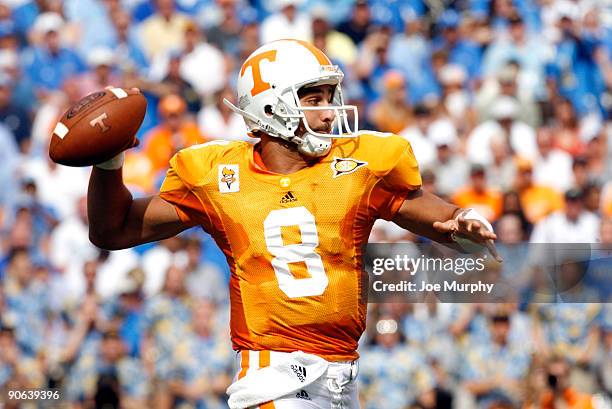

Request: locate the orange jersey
(159, 132), (421, 361)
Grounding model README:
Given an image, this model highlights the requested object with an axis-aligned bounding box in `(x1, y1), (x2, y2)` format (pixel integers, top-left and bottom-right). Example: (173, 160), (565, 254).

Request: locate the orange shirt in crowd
(519, 185), (564, 223)
(452, 187), (503, 222)
(143, 122), (206, 173)
(369, 100), (412, 135)
(601, 182), (612, 217)
(536, 388), (594, 409)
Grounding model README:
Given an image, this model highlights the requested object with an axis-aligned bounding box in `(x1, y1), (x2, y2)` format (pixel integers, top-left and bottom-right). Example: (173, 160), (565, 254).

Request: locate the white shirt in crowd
(148, 42), (226, 97)
(533, 149), (574, 193)
(49, 215), (139, 302)
(141, 245), (189, 297)
(467, 120), (538, 165)
(260, 11), (312, 44)
(530, 211), (600, 243)
(400, 126), (436, 169)
(197, 106), (250, 142)
(20, 159), (89, 219)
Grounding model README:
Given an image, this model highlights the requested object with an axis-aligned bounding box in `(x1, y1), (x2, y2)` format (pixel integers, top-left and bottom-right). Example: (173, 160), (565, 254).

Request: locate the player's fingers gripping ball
(49, 87), (147, 167)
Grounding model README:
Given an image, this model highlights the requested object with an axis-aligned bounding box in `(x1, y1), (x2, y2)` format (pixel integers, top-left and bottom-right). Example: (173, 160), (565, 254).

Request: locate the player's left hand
(433, 213), (502, 262)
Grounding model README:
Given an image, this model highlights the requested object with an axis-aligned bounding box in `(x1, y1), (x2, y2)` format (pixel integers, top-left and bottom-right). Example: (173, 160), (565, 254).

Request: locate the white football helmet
(224, 39), (359, 157)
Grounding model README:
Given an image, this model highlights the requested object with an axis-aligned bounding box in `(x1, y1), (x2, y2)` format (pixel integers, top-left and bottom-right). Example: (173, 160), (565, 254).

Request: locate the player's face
(297, 85), (336, 136)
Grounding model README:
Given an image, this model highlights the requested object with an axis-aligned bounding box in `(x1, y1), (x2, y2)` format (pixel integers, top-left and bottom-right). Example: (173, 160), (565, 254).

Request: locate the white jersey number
(263, 207), (328, 298)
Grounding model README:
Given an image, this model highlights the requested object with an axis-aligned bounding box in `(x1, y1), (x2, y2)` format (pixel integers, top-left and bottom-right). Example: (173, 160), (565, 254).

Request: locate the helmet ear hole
(264, 105), (273, 117)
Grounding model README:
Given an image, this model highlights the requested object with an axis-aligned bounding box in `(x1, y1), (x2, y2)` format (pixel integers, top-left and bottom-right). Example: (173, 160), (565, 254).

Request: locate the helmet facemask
(277, 78), (359, 157)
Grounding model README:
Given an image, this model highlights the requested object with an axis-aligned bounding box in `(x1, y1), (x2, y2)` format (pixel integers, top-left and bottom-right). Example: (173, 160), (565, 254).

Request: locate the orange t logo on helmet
(241, 50), (277, 96)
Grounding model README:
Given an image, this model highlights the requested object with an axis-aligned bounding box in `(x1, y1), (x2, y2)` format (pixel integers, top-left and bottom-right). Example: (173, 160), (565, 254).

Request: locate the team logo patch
(218, 165), (239, 193)
(331, 157), (368, 178)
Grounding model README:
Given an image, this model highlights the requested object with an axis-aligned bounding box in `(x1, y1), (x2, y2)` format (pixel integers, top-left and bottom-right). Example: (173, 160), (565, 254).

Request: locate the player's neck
(255, 135), (320, 174)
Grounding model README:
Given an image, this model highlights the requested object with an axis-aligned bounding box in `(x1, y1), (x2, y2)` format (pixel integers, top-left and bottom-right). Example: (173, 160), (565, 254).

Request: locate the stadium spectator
(260, 0), (312, 44)
(109, 8), (148, 75)
(141, 265), (192, 392)
(550, 98), (586, 157)
(354, 28), (395, 104)
(13, 178), (58, 253)
(513, 158), (564, 224)
(337, 0), (371, 46)
(0, 315), (45, 390)
(533, 127), (574, 193)
(437, 64), (475, 132)
(142, 94), (205, 175)
(48, 196), (98, 300)
(453, 164), (503, 222)
(205, 0), (243, 57)
(530, 188), (600, 243)
(310, 5), (357, 68)
(159, 51), (202, 113)
(23, 12), (86, 94)
(359, 316), (435, 409)
(138, 0), (191, 60)
(0, 74), (31, 150)
(176, 21), (227, 99)
(547, 11), (607, 116)
(0, 49), (37, 116)
(149, 21), (226, 100)
(2, 247), (48, 356)
(476, 62), (542, 127)
(388, 11), (431, 104)
(0, 124), (19, 219)
(368, 70), (412, 134)
(197, 85), (249, 142)
(424, 119), (467, 196)
(141, 235), (188, 297)
(495, 214), (529, 281)
(74, 47), (123, 97)
(467, 96), (538, 165)
(183, 237), (226, 302)
(596, 317), (612, 394)
(432, 9), (481, 81)
(66, 328), (149, 407)
(461, 310), (531, 408)
(482, 12), (551, 101)
(528, 355), (596, 409)
(164, 299), (232, 408)
(400, 103), (436, 169)
(485, 132), (516, 192)
(572, 156), (592, 191)
(63, 0), (117, 56)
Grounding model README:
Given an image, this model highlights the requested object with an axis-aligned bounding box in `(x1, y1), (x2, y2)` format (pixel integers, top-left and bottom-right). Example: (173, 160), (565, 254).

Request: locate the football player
(88, 39), (500, 409)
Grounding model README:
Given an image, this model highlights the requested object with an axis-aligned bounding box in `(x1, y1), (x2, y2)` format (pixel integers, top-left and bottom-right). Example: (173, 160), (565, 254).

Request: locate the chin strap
(294, 133), (332, 157)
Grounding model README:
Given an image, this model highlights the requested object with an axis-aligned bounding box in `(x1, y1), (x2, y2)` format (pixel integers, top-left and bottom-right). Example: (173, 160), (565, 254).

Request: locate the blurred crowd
(0, 0), (611, 407)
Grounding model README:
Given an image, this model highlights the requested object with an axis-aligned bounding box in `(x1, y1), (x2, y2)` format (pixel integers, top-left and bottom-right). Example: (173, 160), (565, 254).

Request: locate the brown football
(49, 88), (147, 167)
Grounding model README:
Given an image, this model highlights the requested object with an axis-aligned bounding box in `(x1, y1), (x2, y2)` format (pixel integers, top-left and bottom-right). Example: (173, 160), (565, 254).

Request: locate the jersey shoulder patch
(170, 140), (248, 188)
(332, 131), (415, 178)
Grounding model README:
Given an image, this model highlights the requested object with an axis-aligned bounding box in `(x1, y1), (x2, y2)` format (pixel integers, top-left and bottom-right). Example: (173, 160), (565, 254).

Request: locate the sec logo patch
(331, 157), (368, 178)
